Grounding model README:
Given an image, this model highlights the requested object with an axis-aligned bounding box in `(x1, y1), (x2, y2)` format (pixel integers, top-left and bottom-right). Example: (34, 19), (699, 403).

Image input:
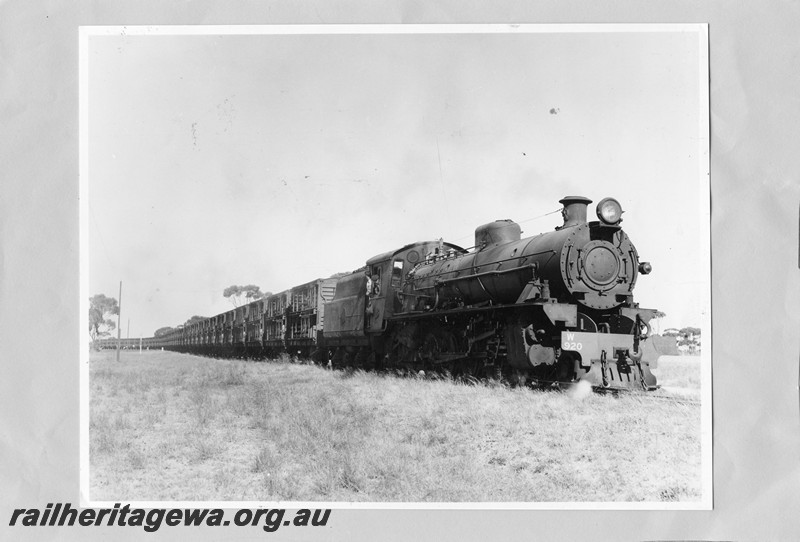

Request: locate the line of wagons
(96, 277), (339, 359)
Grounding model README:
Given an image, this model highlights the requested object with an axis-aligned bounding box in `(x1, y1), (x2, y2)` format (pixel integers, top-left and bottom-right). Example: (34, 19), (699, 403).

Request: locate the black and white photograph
(4, 2), (800, 541)
(81, 24), (710, 507)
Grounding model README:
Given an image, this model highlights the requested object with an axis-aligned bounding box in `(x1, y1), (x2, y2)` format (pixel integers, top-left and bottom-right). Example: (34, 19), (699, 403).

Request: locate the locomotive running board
(391, 301), (577, 326)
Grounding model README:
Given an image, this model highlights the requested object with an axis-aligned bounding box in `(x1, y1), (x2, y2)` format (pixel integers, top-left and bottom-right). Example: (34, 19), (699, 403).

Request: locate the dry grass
(651, 355), (702, 397)
(89, 350), (703, 503)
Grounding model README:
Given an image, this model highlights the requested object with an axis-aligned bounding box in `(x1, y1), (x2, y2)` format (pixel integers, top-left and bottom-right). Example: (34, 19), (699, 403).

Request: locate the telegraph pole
(116, 281), (122, 362)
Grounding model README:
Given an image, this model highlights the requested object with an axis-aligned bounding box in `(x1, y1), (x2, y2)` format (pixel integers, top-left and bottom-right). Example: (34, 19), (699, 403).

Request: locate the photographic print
(80, 24), (710, 508)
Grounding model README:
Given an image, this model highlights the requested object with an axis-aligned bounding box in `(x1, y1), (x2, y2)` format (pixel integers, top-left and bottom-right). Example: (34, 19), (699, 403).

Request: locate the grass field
(89, 350), (702, 503)
(652, 355), (702, 395)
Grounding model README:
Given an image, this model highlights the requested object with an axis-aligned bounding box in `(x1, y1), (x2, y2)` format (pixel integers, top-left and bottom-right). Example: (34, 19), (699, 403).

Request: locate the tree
(89, 294), (118, 346)
(223, 284), (269, 307)
(184, 315), (208, 326)
(154, 326), (175, 337)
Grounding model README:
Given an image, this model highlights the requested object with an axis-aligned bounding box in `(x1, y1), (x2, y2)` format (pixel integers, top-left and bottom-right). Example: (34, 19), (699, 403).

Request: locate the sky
(84, 25), (708, 338)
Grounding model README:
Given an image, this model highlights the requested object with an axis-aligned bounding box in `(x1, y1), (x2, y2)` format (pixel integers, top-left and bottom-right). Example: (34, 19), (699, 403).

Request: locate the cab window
(391, 260), (403, 287)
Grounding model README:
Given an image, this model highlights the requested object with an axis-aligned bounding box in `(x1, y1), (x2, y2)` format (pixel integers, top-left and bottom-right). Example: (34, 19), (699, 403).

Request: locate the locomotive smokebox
(475, 219), (521, 249)
(559, 196), (593, 228)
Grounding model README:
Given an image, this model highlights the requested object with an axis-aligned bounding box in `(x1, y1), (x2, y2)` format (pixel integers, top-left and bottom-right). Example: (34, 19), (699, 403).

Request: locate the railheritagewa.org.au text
(9, 503), (331, 532)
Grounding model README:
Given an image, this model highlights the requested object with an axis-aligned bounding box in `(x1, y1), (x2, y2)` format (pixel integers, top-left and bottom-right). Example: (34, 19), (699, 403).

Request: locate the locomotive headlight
(596, 197), (623, 225)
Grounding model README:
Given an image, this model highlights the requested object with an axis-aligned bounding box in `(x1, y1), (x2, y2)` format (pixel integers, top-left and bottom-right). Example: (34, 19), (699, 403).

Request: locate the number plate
(560, 331), (634, 356)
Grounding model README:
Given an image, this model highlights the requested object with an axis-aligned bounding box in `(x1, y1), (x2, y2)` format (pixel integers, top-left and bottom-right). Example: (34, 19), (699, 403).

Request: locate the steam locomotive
(135, 196), (662, 390)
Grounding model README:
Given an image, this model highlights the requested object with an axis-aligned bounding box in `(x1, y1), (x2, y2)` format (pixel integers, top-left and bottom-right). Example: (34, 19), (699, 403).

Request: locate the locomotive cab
(321, 240), (466, 346)
(364, 240), (467, 332)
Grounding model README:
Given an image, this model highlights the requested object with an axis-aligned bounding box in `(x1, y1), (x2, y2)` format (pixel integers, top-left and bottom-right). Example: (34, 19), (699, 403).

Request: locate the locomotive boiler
(323, 196), (660, 390)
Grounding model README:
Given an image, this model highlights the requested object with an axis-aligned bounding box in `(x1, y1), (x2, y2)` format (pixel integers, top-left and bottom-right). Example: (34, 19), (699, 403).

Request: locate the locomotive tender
(135, 196), (662, 390)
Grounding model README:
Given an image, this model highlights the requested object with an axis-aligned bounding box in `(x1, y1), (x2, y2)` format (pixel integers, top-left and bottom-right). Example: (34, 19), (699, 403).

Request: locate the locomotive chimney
(558, 196), (593, 228)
